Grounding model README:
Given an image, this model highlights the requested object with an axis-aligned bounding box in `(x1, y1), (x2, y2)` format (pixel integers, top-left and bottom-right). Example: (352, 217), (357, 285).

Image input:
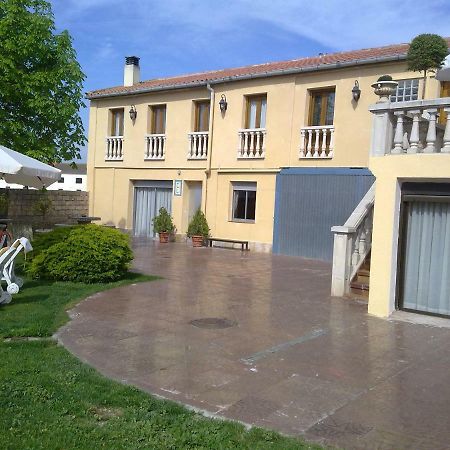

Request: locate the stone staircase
(349, 253), (371, 299)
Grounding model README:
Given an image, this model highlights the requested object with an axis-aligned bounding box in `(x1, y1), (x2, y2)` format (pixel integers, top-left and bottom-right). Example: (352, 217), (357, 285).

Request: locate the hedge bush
(28, 225), (133, 283)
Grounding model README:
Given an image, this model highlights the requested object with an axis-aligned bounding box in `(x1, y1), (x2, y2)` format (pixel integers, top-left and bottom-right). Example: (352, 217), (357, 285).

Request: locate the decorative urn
(371, 75), (398, 103)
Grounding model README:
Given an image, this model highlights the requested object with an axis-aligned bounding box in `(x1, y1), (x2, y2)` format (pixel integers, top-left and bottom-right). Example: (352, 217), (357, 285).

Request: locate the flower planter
(191, 235), (204, 247)
(158, 232), (170, 243)
(371, 80), (398, 103)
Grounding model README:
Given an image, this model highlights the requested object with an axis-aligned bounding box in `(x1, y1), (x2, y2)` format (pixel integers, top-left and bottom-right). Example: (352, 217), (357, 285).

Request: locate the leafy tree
(0, 0), (86, 163)
(407, 34), (448, 99)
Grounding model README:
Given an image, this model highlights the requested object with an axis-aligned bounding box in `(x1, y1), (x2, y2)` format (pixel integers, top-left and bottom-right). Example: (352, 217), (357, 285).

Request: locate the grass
(0, 270), (324, 449)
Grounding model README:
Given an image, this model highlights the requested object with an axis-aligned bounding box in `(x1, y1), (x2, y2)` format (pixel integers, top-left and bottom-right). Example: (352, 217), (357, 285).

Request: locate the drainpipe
(204, 83), (215, 215)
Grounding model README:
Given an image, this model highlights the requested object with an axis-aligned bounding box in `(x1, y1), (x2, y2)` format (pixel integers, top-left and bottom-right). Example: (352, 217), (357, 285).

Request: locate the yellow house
(86, 41), (450, 319)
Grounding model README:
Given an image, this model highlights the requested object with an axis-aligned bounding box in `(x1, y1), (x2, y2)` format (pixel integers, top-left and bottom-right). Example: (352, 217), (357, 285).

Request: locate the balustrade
(188, 132), (208, 159)
(299, 125), (334, 158)
(145, 134), (166, 160)
(105, 136), (124, 161)
(237, 128), (266, 159)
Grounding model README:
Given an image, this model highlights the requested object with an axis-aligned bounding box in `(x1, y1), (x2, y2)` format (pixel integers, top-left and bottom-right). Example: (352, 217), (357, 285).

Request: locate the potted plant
(187, 209), (209, 247)
(371, 75), (398, 102)
(152, 207), (175, 243)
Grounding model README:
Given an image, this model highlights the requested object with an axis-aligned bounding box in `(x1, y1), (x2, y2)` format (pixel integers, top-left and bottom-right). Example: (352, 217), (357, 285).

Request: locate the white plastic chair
(0, 238), (33, 305)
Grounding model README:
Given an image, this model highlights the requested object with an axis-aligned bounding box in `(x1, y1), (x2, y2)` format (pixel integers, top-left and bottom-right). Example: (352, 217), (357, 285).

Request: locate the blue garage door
(273, 168), (374, 261)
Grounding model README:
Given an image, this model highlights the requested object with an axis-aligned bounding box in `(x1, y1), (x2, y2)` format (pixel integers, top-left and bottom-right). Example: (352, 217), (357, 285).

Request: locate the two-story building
(87, 40), (450, 319)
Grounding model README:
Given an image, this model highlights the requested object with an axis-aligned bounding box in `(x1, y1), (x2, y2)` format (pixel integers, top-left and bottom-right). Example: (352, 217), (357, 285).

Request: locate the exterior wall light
(129, 105), (137, 121)
(352, 80), (361, 102)
(219, 94), (228, 112)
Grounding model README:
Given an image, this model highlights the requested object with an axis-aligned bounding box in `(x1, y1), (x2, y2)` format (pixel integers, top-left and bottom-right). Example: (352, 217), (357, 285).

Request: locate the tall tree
(0, 0), (86, 163)
(407, 34), (448, 99)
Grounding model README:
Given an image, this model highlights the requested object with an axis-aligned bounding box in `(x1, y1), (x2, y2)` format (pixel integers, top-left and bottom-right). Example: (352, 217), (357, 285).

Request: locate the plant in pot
(187, 209), (209, 247)
(371, 75), (398, 102)
(152, 207), (175, 243)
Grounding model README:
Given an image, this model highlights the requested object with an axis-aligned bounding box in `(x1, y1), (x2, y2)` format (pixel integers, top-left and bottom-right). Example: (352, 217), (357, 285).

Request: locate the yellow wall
(87, 60), (440, 248)
(368, 154), (450, 317)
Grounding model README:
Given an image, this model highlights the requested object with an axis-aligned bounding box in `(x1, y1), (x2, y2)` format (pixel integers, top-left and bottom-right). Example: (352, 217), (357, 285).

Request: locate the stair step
(350, 280), (369, 292)
(356, 274), (370, 284)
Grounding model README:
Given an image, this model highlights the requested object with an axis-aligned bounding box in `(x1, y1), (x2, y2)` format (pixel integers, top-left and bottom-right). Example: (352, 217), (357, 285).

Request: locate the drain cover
(189, 318), (237, 329)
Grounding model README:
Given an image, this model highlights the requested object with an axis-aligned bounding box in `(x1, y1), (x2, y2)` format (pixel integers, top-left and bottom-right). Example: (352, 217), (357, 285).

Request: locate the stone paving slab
(57, 240), (450, 450)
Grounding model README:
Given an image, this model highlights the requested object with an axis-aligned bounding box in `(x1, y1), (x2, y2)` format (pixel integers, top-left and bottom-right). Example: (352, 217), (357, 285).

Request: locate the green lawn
(0, 272), (324, 450)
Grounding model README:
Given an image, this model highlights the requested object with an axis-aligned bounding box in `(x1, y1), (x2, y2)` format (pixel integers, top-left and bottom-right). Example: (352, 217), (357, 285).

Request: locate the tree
(0, 0), (86, 163)
(407, 34), (448, 99)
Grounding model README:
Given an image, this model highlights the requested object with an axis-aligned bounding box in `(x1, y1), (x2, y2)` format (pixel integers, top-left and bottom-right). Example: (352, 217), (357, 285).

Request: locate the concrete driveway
(57, 240), (450, 450)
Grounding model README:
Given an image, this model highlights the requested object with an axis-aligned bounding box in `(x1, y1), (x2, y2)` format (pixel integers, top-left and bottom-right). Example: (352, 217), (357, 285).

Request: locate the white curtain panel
(403, 201), (450, 315)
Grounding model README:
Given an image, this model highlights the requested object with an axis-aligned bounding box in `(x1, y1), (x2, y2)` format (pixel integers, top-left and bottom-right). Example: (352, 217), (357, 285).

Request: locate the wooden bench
(207, 237), (249, 251)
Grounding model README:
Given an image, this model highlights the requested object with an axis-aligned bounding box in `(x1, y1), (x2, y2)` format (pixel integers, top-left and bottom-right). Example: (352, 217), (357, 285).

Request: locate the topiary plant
(407, 34), (448, 99)
(152, 207), (175, 234)
(27, 224), (133, 283)
(187, 209), (210, 238)
(377, 75), (393, 82)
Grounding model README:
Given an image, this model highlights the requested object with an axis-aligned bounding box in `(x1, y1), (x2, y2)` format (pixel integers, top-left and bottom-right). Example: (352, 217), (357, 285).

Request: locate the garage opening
(133, 180), (172, 238)
(398, 182), (450, 318)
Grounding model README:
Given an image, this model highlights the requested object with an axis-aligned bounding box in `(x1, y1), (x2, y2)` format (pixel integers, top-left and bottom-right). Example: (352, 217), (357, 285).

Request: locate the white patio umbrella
(0, 145), (61, 189)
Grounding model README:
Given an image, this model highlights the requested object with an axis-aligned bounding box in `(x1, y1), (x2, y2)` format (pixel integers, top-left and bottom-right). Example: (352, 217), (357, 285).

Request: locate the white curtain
(403, 201), (450, 315)
(260, 98), (267, 128)
(134, 187), (172, 237)
(249, 101), (257, 128)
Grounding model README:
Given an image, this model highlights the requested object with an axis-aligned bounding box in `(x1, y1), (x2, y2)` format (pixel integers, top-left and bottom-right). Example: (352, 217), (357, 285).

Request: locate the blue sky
(50, 0), (450, 161)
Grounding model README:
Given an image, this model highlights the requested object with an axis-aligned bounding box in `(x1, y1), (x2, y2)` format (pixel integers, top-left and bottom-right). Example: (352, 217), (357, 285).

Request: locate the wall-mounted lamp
(352, 80), (361, 102)
(219, 94), (228, 112)
(129, 105), (137, 121)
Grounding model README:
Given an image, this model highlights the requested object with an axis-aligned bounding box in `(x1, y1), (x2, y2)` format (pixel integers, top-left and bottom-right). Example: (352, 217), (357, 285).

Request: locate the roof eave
(86, 53), (407, 100)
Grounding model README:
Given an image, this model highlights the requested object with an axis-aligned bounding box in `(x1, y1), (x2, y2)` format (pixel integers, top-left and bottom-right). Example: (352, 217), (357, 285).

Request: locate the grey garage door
(133, 181), (173, 238)
(273, 168), (374, 261)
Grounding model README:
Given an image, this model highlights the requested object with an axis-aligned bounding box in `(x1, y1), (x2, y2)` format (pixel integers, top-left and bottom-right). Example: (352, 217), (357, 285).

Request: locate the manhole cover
(189, 318), (237, 329)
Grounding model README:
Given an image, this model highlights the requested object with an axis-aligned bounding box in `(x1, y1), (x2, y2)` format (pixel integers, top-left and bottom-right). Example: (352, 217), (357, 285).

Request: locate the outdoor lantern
(129, 105), (137, 121)
(219, 94), (227, 112)
(352, 80), (361, 102)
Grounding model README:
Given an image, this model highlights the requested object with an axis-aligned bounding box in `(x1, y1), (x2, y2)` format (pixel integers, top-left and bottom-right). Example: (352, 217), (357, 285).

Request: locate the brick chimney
(124, 56), (140, 86)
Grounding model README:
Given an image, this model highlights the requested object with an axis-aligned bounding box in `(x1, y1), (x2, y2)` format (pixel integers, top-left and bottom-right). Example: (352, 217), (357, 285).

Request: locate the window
(391, 79), (419, 102)
(150, 105), (166, 134)
(75, 177), (82, 184)
(231, 182), (256, 222)
(110, 108), (124, 136)
(245, 95), (266, 129)
(194, 101), (210, 132)
(309, 88), (335, 126)
(58, 177), (64, 183)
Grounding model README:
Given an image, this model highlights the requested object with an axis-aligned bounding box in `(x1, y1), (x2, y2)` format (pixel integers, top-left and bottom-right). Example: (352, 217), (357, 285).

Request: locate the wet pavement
(57, 240), (450, 450)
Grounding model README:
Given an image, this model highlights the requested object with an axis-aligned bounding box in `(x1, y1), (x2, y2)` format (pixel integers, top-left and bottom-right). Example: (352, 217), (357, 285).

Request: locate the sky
(50, 0), (450, 162)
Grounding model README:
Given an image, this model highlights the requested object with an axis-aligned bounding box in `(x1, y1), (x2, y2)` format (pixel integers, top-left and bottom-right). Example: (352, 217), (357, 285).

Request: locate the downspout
(204, 83), (215, 215)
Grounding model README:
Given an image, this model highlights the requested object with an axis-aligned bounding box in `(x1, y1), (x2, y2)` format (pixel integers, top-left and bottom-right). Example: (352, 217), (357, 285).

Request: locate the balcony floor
(57, 240), (450, 450)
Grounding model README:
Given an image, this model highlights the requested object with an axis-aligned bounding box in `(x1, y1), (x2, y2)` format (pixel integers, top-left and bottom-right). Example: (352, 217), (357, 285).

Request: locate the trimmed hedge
(28, 225), (133, 283)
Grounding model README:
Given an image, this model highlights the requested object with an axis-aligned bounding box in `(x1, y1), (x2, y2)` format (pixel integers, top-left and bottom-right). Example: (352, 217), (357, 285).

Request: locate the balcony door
(246, 95), (266, 129)
(309, 89), (335, 126)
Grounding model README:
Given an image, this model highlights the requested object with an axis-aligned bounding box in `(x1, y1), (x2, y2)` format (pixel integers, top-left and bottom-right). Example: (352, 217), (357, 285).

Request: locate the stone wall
(0, 188), (89, 229)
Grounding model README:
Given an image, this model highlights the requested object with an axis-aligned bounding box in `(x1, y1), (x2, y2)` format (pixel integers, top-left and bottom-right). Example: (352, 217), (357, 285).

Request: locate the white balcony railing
(105, 136), (124, 161)
(299, 125), (334, 159)
(331, 184), (375, 297)
(188, 132), (208, 159)
(145, 134), (166, 160)
(369, 98), (450, 156)
(238, 128), (266, 159)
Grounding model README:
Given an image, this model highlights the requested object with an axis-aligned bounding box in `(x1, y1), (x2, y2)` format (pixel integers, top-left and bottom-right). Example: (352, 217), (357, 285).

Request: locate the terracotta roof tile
(87, 40), (450, 99)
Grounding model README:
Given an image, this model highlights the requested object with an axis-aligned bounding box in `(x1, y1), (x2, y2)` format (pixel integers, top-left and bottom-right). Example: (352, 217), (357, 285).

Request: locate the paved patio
(57, 240), (450, 450)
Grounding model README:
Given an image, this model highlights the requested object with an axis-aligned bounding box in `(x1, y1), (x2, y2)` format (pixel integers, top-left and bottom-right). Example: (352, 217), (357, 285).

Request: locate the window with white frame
(231, 182), (256, 222)
(391, 79), (420, 102)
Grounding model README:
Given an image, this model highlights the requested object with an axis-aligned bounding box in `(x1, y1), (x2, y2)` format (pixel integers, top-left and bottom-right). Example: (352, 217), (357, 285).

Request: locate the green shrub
(28, 225), (133, 283)
(29, 226), (81, 260)
(187, 209), (210, 237)
(152, 207), (175, 233)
